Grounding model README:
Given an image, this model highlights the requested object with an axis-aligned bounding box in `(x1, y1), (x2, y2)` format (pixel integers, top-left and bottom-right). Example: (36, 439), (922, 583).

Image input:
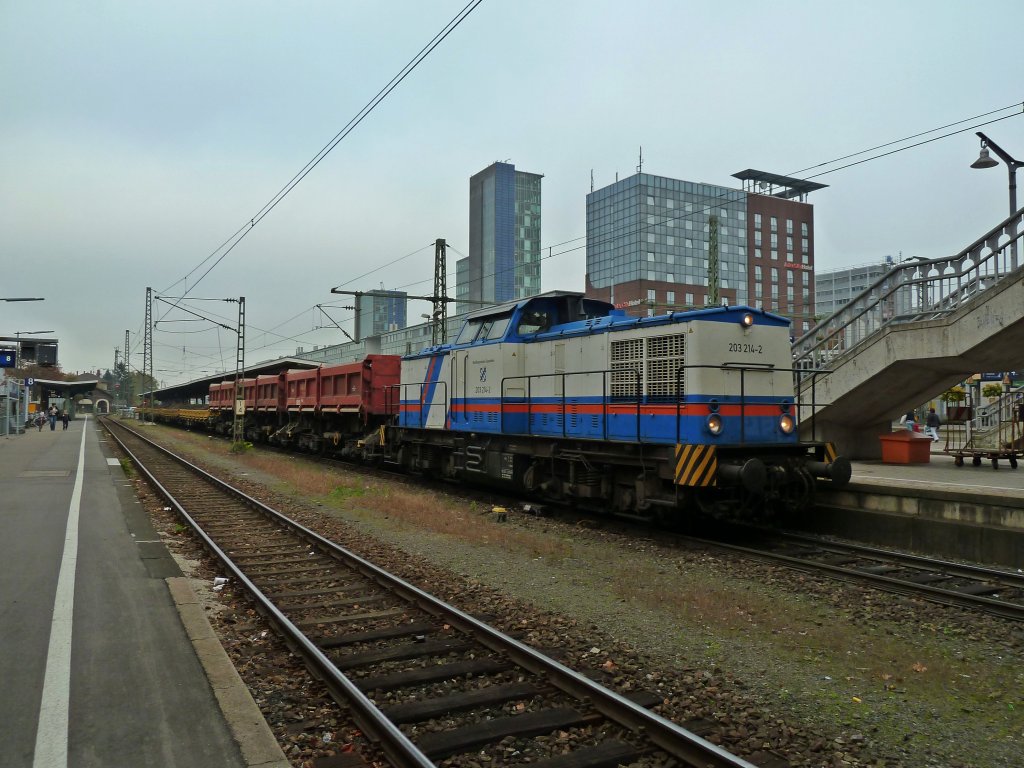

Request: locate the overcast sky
(2, 1), (1022, 383)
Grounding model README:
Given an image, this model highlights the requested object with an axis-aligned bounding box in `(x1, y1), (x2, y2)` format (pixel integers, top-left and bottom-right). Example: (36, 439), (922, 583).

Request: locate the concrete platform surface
(0, 417), (288, 768)
(850, 444), (1024, 502)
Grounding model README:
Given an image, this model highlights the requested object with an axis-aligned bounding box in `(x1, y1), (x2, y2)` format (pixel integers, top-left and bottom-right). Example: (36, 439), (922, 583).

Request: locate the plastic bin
(879, 431), (932, 464)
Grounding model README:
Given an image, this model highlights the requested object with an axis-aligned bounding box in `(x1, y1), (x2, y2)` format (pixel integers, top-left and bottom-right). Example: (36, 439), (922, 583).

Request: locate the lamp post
(971, 132), (1021, 215)
(972, 132), (1022, 265)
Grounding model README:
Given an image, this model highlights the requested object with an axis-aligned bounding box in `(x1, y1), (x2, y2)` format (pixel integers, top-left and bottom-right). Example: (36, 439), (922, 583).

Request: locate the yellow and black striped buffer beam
(823, 442), (838, 463)
(674, 444), (717, 487)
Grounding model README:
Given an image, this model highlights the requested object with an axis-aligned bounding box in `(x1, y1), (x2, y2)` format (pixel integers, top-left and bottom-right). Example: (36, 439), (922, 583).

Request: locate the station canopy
(148, 356), (320, 404)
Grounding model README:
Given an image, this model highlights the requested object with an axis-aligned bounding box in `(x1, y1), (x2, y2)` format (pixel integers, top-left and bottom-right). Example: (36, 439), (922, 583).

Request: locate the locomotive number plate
(727, 342), (763, 354)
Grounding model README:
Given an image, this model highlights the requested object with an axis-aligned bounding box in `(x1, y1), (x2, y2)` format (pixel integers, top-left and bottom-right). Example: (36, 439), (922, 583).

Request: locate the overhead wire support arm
(315, 304), (355, 343)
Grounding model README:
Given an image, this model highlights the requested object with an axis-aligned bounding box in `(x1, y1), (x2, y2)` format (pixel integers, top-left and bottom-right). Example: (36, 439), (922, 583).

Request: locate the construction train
(144, 291), (850, 521)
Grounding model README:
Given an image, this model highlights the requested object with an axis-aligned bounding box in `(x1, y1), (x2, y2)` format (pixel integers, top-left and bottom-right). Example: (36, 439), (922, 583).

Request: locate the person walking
(48, 404), (58, 431)
(35, 412), (45, 432)
(62, 410), (70, 430)
(926, 407), (941, 442)
(900, 410), (916, 432)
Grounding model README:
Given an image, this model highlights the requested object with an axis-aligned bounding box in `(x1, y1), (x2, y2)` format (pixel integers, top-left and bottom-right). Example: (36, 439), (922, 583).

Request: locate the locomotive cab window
(517, 310), (550, 335)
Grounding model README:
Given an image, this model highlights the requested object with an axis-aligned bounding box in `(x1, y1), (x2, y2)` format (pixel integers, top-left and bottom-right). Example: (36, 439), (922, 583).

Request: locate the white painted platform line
(32, 414), (89, 768)
(105, 458), (120, 466)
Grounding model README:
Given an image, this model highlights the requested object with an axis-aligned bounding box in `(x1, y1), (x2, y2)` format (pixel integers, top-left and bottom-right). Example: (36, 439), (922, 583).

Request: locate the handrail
(498, 363), (821, 444)
(793, 208), (1024, 373)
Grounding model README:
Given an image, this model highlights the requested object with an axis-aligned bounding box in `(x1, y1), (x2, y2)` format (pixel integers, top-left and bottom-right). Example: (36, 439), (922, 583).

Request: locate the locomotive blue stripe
(444, 396), (797, 445)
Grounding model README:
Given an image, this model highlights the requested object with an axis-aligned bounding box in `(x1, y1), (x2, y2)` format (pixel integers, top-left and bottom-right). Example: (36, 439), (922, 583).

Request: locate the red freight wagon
(241, 378), (258, 412)
(319, 355), (400, 420)
(284, 368), (320, 412)
(255, 373), (285, 412)
(209, 381), (233, 411)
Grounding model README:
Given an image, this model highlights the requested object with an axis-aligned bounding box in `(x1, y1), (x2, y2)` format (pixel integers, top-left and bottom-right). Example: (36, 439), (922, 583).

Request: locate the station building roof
(148, 356), (320, 403)
(731, 169), (828, 200)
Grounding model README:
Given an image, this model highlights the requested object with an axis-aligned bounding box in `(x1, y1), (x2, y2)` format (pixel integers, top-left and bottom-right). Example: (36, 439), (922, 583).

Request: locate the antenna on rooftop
(637, 145), (643, 174)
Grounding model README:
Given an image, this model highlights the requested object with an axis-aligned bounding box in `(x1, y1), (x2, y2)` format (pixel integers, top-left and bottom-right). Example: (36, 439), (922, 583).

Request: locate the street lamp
(971, 132), (1022, 216)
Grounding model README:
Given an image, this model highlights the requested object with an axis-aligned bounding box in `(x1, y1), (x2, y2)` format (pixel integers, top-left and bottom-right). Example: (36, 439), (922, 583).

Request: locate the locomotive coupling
(806, 456), (852, 486)
(717, 458), (767, 493)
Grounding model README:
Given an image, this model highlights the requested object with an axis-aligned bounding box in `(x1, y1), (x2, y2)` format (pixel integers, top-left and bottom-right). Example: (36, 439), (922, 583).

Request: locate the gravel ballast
(123, 425), (1024, 767)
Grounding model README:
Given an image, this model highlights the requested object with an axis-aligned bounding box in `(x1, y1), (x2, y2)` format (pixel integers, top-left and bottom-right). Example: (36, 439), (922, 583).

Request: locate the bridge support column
(804, 418), (894, 461)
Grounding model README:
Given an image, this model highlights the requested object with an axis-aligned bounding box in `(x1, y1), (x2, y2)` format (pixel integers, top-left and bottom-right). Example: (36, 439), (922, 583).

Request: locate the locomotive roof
(406, 295), (791, 359)
(462, 290), (603, 321)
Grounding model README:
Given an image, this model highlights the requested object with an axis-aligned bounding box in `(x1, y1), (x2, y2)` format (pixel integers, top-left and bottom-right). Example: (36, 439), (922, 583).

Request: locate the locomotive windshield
(454, 312), (513, 345)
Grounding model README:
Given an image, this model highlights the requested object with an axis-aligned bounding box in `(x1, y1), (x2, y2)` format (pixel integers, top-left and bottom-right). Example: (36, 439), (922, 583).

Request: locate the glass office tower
(459, 161), (542, 314)
(585, 171), (818, 335)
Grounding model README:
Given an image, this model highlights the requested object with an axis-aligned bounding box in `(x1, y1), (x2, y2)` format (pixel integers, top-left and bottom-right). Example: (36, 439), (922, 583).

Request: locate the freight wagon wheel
(992, 458), (999, 470)
(972, 455), (982, 467)
(954, 455), (964, 467)
(1011, 456), (1018, 469)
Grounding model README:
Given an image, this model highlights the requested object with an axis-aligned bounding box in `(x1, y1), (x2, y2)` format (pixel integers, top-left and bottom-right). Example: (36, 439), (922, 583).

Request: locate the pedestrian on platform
(62, 411), (69, 430)
(900, 410), (916, 432)
(48, 404), (58, 431)
(35, 413), (45, 432)
(926, 408), (941, 442)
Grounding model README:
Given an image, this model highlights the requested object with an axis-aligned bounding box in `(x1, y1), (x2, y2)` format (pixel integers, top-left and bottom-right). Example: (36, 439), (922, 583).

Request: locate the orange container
(879, 431), (932, 464)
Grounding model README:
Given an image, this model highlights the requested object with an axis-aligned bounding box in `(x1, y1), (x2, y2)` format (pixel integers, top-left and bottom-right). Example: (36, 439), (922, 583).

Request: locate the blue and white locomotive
(395, 291), (849, 520)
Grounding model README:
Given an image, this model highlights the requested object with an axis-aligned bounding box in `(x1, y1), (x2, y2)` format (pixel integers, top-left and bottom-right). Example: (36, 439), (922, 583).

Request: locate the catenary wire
(157, 0), (484, 322)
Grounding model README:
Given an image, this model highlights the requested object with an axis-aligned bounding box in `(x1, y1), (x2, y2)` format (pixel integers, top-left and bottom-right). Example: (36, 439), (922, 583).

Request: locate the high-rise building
(356, 290), (407, 339)
(585, 170), (824, 338)
(457, 161), (542, 314)
(814, 257), (894, 317)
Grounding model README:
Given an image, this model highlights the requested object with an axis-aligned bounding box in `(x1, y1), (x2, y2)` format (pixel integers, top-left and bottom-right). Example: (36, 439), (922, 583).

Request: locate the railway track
(103, 418), (765, 768)
(705, 528), (1024, 621)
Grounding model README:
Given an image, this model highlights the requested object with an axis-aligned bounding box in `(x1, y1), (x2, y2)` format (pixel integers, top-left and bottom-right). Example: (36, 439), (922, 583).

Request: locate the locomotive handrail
(383, 384), (401, 419)
(399, 380), (448, 429)
(500, 368), (642, 442)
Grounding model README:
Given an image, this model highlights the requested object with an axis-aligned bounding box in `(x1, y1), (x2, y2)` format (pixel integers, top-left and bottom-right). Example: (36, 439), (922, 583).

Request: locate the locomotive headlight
(740, 312), (754, 328)
(707, 414), (723, 435)
(779, 414), (795, 434)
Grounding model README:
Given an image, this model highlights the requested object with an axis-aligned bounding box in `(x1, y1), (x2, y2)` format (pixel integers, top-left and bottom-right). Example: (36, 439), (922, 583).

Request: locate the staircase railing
(793, 208), (1024, 373)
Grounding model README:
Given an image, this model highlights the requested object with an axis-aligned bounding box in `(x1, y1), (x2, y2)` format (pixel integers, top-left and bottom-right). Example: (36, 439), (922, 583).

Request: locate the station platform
(850, 446), (1024, 502)
(0, 417), (287, 768)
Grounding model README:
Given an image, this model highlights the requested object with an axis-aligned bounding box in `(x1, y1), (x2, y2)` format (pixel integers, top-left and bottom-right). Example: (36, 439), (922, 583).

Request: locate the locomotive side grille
(610, 338), (643, 397)
(646, 333), (686, 398)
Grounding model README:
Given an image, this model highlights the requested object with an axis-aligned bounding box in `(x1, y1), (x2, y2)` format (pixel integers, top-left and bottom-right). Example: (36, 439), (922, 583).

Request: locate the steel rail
(103, 418), (758, 768)
(694, 531), (1024, 622)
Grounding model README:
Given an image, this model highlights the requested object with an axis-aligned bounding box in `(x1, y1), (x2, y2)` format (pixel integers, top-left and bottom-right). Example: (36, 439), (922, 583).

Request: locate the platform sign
(0, 349), (15, 368)
(980, 371), (1020, 382)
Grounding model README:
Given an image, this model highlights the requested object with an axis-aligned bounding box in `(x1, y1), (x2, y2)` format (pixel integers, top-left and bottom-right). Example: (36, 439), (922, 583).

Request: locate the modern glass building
(586, 174), (748, 311)
(356, 290), (407, 339)
(458, 161), (542, 315)
(585, 171), (822, 337)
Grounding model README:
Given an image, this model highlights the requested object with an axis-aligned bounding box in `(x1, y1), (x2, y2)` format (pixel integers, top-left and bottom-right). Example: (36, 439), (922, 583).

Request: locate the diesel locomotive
(156, 291), (849, 521)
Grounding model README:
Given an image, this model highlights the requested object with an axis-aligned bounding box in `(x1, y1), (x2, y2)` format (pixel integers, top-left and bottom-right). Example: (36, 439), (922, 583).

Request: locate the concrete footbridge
(795, 208), (1024, 459)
